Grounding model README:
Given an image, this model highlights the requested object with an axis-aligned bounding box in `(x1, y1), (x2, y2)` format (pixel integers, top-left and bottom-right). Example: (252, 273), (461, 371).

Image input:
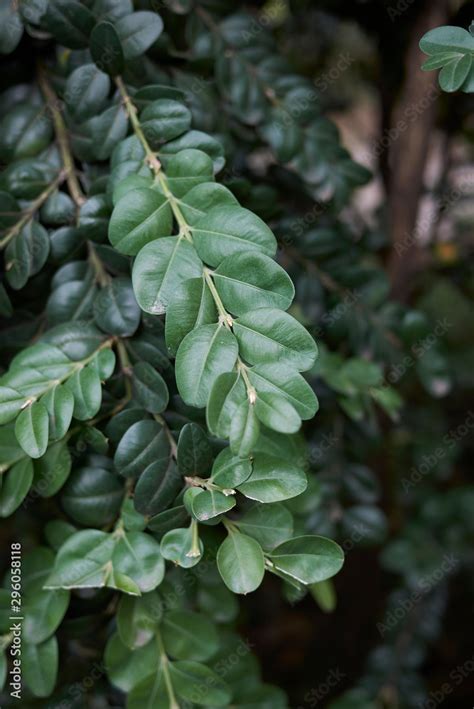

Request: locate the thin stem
(156, 633), (180, 709)
(185, 475), (235, 495)
(156, 173), (192, 239)
(222, 517), (239, 535)
(0, 171), (67, 250)
(37, 65), (85, 210)
(115, 76), (162, 174)
(115, 77), (194, 240)
(88, 241), (111, 287)
(20, 338), (114, 410)
(203, 269), (233, 327)
(116, 77), (257, 404)
(115, 338), (133, 399)
(237, 360), (257, 404)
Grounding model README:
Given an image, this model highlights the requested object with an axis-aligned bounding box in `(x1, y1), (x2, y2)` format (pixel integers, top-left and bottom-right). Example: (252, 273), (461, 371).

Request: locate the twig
(37, 64), (86, 210)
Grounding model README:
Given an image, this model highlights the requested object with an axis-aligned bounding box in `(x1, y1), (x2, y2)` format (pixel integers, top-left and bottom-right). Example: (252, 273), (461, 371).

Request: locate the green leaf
(191, 206), (277, 267)
(210, 447), (252, 489)
(147, 505), (188, 536)
(115, 11), (163, 59)
(45, 529), (115, 590)
(127, 670), (169, 709)
(248, 362), (318, 420)
(268, 535), (344, 584)
(109, 187), (173, 255)
(0, 0), (23, 54)
(175, 324), (239, 407)
(310, 579), (336, 613)
(206, 372), (246, 437)
(161, 130), (225, 172)
(114, 420), (169, 479)
(91, 348), (116, 380)
(64, 63), (111, 122)
(23, 636), (58, 698)
(217, 531), (265, 594)
(105, 632), (159, 692)
(117, 592), (162, 650)
(0, 104), (53, 162)
(90, 104), (129, 161)
(23, 589), (69, 644)
(237, 454), (307, 502)
(233, 308), (318, 371)
(160, 526), (203, 568)
(141, 99), (192, 145)
(229, 399), (260, 458)
(180, 182), (239, 224)
(132, 362), (169, 414)
(0, 458), (34, 517)
(79, 194), (111, 239)
(165, 276), (217, 355)
(0, 386), (26, 425)
(439, 53), (472, 92)
(61, 465), (124, 526)
(43, 0), (95, 49)
(134, 458), (181, 517)
(162, 609), (219, 660)
(165, 148), (214, 197)
(46, 529), (165, 594)
(34, 441), (72, 497)
(90, 21), (125, 76)
(191, 489), (236, 521)
(132, 236), (203, 314)
(420, 26), (474, 55)
(15, 401), (49, 459)
(177, 422), (213, 476)
(236, 503), (294, 551)
(5, 221), (50, 290)
(213, 252), (294, 315)
(41, 191), (75, 226)
(66, 365), (102, 420)
(254, 391), (301, 433)
(169, 660), (232, 705)
(93, 277), (141, 337)
(93, 0), (133, 21)
(419, 26), (474, 91)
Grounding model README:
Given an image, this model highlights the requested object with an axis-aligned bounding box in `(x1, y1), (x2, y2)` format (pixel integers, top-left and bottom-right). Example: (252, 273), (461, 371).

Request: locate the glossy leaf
(217, 531), (265, 594)
(109, 187), (172, 255)
(233, 309), (318, 371)
(132, 236), (203, 314)
(175, 324), (239, 407)
(213, 251), (294, 315)
(191, 206), (277, 267)
(237, 454), (307, 502)
(268, 536), (344, 585)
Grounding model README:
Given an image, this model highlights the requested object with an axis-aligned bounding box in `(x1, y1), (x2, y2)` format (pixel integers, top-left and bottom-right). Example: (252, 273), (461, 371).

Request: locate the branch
(37, 65), (86, 210)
